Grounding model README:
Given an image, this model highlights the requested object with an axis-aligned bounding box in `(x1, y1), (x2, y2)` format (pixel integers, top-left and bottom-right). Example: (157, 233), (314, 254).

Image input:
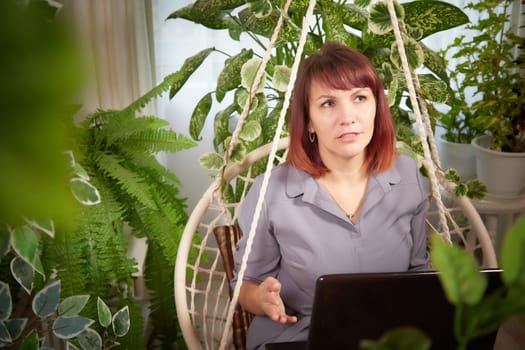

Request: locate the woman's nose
(338, 102), (356, 124)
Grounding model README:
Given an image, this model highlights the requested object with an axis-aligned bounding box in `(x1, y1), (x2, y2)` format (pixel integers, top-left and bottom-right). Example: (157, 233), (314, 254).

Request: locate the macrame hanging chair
(173, 1), (498, 349)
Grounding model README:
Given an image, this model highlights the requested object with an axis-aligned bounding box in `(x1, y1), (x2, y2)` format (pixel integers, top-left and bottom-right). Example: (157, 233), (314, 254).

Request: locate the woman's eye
(321, 100), (334, 107)
(355, 95), (366, 102)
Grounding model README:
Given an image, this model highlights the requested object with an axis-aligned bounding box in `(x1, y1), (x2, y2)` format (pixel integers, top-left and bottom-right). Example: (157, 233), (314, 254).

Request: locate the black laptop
(266, 269), (502, 350)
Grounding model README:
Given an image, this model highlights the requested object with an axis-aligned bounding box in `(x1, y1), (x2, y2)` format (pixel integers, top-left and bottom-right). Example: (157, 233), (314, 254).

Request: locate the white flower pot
(437, 136), (476, 180)
(472, 135), (525, 199)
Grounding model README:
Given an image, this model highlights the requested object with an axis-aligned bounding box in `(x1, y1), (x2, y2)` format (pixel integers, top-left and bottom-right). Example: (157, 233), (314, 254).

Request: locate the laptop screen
(307, 270), (502, 350)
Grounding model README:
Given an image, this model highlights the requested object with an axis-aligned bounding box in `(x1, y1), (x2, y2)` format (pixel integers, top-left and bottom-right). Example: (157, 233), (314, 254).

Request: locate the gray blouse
(232, 154), (431, 349)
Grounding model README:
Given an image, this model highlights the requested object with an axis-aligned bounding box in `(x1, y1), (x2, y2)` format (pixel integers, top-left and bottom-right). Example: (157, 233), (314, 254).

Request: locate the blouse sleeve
(409, 166), (431, 271)
(231, 176), (281, 287)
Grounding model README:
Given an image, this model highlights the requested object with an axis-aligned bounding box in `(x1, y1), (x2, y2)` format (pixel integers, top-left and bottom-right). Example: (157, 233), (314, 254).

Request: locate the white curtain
(60, 0), (156, 119)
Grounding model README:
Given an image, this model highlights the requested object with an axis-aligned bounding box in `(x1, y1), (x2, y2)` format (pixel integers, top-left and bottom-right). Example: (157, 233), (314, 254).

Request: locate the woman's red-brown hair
(287, 41), (396, 178)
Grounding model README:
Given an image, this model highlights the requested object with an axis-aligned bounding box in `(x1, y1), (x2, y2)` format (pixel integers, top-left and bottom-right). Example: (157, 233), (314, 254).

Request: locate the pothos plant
(166, 0), (485, 199)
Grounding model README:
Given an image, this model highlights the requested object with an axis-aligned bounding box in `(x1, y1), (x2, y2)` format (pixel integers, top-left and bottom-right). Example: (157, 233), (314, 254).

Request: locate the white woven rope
(385, 0), (451, 241)
(223, 1), (291, 166)
(218, 0), (318, 348)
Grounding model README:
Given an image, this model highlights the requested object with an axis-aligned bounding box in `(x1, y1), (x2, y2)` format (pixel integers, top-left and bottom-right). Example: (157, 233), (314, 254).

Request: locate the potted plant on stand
(446, 0), (525, 199)
(436, 79), (484, 181)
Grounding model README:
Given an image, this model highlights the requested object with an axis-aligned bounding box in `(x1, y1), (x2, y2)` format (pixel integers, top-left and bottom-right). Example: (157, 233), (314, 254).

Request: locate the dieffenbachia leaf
(247, 0), (272, 18)
(190, 92), (213, 141)
(169, 47), (214, 99)
(216, 49), (253, 102)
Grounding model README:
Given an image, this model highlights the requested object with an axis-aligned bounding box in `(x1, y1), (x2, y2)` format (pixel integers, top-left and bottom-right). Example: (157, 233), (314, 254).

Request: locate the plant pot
(472, 135), (525, 198)
(437, 136), (476, 180)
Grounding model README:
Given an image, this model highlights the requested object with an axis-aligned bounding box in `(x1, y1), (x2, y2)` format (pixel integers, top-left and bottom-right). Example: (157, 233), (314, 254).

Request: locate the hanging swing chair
(174, 1), (498, 349)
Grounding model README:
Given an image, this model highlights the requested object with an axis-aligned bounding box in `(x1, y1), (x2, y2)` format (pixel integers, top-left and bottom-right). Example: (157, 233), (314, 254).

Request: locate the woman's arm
(239, 277), (297, 324)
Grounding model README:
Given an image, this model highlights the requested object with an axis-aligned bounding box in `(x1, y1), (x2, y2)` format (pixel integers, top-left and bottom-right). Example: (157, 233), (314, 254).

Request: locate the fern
(122, 127), (196, 154)
(96, 152), (157, 209)
(144, 240), (187, 350)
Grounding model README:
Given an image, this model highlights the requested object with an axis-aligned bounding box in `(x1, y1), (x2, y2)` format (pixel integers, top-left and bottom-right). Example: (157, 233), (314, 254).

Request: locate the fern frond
(123, 150), (181, 186)
(96, 152), (157, 209)
(98, 114), (170, 146)
(122, 128), (197, 154)
(122, 71), (186, 115)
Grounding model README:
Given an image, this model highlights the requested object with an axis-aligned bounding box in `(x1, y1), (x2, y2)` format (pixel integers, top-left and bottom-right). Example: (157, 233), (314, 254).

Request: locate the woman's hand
(239, 277), (298, 324)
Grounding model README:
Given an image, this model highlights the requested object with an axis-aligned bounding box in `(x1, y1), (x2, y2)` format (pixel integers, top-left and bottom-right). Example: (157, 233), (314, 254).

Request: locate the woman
(232, 42), (430, 349)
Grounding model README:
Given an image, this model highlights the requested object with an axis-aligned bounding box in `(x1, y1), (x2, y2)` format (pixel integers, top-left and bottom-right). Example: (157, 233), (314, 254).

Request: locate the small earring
(309, 132), (316, 143)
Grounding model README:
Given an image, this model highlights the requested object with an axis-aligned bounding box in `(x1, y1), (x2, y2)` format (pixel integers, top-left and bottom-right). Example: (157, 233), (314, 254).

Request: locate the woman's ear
(307, 121), (314, 134)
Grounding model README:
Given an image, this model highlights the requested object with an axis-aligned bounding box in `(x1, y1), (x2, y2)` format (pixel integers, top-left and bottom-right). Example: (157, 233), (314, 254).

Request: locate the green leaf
(11, 226), (45, 277)
(500, 217), (525, 289)
(66, 342), (80, 350)
(112, 306), (130, 337)
(24, 218), (55, 238)
(33, 280), (60, 318)
(0, 321), (11, 344)
(11, 256), (34, 294)
(77, 328), (102, 350)
(390, 37), (424, 70)
(368, 1), (405, 35)
(241, 58), (265, 93)
(247, 0), (272, 18)
(239, 120), (262, 142)
(59, 295), (90, 316)
(216, 49), (253, 102)
(53, 316), (94, 340)
(230, 142), (247, 163)
(189, 92), (213, 141)
(97, 297), (111, 328)
(169, 47), (214, 99)
(69, 177), (101, 206)
(199, 152), (225, 170)
(272, 65), (291, 92)
(430, 235), (487, 305)
(418, 74), (448, 104)
(0, 229), (8, 260)
(403, 0), (469, 39)
(19, 330), (39, 350)
(360, 326), (431, 350)
(320, 0), (360, 48)
(0, 281), (12, 321)
(4, 318), (27, 343)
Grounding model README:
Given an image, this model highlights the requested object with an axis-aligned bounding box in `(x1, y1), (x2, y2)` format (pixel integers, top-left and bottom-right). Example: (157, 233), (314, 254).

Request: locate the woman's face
(308, 79), (376, 165)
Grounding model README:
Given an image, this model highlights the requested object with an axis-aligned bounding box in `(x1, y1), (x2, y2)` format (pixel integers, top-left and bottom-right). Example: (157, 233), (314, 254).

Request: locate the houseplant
(0, 0), (202, 348)
(167, 0), (479, 198)
(444, 0), (525, 197)
(362, 216), (525, 350)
